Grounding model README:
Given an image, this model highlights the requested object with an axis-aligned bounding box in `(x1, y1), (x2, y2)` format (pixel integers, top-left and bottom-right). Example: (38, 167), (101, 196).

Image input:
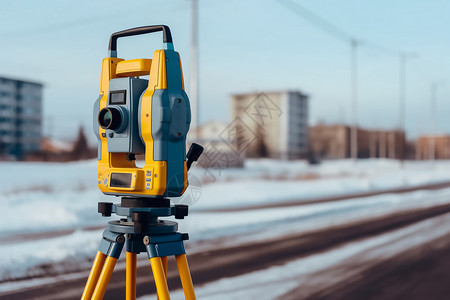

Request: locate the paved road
(3, 201), (450, 299)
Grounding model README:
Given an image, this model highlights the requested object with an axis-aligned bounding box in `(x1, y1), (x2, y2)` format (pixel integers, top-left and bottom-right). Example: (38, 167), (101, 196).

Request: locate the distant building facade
(0, 76), (43, 160)
(231, 91), (309, 159)
(416, 135), (450, 160)
(309, 125), (350, 159)
(196, 120), (244, 168)
(310, 124), (406, 159)
(197, 120), (228, 142)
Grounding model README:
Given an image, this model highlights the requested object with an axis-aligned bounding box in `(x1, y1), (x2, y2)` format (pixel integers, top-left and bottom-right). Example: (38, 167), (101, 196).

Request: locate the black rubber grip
(108, 25), (173, 52)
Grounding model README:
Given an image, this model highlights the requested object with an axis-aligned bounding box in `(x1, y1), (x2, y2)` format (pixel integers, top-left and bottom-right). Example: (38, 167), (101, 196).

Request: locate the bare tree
(71, 126), (90, 160)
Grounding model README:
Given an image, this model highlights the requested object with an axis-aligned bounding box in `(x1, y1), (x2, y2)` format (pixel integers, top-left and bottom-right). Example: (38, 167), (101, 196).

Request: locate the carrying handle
(108, 25), (173, 57)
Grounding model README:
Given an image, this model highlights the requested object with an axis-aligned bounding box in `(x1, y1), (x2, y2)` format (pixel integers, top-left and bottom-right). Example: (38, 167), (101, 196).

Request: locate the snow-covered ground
(2, 158), (450, 235)
(1, 158), (450, 287)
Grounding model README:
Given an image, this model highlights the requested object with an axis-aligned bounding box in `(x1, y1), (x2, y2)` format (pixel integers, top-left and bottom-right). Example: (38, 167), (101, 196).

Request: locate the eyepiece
(98, 107), (122, 130)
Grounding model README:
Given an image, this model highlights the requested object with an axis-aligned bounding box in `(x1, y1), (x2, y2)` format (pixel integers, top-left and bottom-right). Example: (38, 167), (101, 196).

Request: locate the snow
(0, 160), (98, 195)
(187, 159), (450, 210)
(3, 186), (450, 282)
(1, 158), (450, 286)
(0, 229), (101, 281)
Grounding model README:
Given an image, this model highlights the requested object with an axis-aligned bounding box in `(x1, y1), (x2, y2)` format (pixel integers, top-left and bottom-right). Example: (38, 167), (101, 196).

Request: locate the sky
(1, 0), (449, 143)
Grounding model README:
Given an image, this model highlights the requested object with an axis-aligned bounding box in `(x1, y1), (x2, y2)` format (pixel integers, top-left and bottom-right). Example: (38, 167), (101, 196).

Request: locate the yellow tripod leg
(82, 251), (107, 300)
(92, 256), (118, 300)
(157, 257), (168, 300)
(176, 254), (196, 300)
(126, 252), (137, 300)
(150, 257), (171, 300)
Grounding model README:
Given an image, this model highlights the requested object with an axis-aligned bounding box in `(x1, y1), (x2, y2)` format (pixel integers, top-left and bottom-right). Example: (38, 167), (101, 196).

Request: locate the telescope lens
(102, 110), (112, 126)
(98, 107), (121, 130)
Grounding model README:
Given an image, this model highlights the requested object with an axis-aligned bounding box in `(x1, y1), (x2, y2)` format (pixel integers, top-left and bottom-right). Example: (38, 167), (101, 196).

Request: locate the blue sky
(1, 0), (449, 142)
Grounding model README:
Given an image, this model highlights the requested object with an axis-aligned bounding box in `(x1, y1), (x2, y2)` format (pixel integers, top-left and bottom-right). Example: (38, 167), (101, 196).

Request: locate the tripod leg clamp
(98, 229), (125, 259)
(143, 233), (188, 258)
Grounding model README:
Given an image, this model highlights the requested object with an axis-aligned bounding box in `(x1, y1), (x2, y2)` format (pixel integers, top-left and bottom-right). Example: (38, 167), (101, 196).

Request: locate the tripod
(81, 197), (196, 300)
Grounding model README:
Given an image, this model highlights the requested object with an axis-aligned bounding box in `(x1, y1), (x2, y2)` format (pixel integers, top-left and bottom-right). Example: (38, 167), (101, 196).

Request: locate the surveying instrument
(82, 25), (203, 300)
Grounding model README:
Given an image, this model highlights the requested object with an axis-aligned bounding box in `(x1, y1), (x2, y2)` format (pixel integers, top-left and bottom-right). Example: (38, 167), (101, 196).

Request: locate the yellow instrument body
(96, 49), (189, 197)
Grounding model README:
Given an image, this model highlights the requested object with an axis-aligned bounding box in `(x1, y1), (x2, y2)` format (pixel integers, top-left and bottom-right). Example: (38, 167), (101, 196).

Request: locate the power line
(276, 0), (401, 56)
(0, 11), (125, 39)
(276, 0), (421, 161)
(276, 0), (353, 43)
(277, 0), (363, 160)
(364, 41), (399, 57)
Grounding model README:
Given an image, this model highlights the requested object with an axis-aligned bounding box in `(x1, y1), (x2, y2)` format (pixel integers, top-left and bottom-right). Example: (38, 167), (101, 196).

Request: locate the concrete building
(309, 124), (406, 159)
(231, 91), (309, 159)
(197, 120), (228, 142)
(416, 135), (450, 160)
(196, 120), (244, 168)
(0, 76), (43, 160)
(366, 129), (406, 159)
(309, 125), (350, 159)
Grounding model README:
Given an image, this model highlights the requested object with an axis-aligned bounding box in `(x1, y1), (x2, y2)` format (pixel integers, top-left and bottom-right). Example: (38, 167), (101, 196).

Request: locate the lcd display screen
(110, 173), (132, 188)
(110, 90), (126, 105)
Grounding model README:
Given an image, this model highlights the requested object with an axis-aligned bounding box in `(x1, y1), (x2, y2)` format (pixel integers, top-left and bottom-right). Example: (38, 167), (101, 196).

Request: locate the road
(282, 216), (450, 300)
(3, 198), (450, 299)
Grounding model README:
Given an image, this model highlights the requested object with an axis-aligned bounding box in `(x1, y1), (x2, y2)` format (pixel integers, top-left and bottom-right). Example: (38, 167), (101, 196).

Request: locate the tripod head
(98, 197), (190, 234)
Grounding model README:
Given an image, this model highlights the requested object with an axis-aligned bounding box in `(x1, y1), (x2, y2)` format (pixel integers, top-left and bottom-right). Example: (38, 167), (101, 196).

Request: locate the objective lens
(101, 110), (111, 127)
(98, 107), (121, 130)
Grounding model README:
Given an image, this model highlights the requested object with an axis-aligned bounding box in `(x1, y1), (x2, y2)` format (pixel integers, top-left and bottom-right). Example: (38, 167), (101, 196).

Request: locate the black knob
(98, 202), (113, 217)
(186, 143), (204, 170)
(175, 204), (189, 219)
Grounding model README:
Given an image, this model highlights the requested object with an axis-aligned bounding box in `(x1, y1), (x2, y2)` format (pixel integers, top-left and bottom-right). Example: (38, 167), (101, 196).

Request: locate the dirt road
(283, 223), (450, 300)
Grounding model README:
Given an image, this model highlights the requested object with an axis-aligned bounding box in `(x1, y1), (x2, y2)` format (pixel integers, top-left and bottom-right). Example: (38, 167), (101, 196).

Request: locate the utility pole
(190, 0), (199, 139)
(429, 82), (437, 160)
(429, 82), (446, 160)
(350, 40), (359, 161)
(399, 53), (416, 164)
(399, 54), (406, 162)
